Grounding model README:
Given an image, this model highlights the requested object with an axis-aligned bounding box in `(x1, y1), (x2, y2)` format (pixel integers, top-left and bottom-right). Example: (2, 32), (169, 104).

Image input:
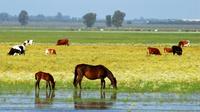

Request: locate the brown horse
(73, 64), (117, 89)
(35, 71), (56, 90)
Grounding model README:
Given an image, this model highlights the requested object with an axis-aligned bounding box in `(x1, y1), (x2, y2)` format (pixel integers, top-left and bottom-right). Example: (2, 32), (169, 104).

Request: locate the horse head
(105, 68), (117, 89)
(111, 77), (117, 89)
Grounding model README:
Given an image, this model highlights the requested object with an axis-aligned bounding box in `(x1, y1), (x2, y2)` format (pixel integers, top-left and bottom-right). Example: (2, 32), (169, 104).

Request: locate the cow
(164, 47), (173, 53)
(24, 40), (33, 45)
(8, 43), (26, 56)
(56, 38), (69, 46)
(172, 46), (182, 56)
(45, 48), (56, 55)
(178, 40), (190, 47)
(147, 47), (161, 55)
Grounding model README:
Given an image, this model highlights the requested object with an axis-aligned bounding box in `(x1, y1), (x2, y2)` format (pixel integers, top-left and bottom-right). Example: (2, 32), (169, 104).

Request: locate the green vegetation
(0, 29), (200, 44)
(0, 29), (200, 92)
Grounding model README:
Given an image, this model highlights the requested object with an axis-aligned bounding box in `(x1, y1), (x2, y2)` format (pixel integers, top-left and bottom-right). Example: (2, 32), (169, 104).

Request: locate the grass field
(0, 29), (200, 92)
(0, 29), (200, 44)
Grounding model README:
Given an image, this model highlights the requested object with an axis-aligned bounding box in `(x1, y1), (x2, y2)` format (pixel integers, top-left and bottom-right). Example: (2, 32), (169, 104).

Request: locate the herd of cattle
(147, 40), (190, 56)
(8, 38), (189, 56)
(8, 38), (69, 56)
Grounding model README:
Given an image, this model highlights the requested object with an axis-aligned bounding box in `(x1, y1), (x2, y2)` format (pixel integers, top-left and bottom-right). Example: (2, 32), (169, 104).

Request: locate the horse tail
(35, 75), (37, 80)
(73, 65), (79, 86)
(35, 73), (38, 80)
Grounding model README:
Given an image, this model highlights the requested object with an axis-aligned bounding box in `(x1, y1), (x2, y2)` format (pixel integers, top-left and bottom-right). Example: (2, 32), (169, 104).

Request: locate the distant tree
(56, 12), (63, 21)
(127, 20), (132, 24)
(0, 13), (9, 22)
(82, 12), (96, 27)
(36, 14), (45, 21)
(18, 10), (29, 26)
(112, 10), (126, 27)
(106, 15), (112, 27)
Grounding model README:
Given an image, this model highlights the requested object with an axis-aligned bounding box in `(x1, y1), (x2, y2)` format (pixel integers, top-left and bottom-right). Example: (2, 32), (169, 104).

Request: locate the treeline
(0, 10), (126, 28)
(1, 10), (199, 28)
(0, 12), (80, 22)
(148, 19), (200, 25)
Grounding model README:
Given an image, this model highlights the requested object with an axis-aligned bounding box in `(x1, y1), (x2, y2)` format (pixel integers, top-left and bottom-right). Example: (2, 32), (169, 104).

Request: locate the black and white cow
(24, 40), (33, 45)
(172, 46), (182, 56)
(8, 43), (26, 56)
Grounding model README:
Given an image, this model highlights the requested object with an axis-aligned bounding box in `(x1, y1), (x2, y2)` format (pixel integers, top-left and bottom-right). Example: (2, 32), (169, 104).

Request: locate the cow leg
(173, 51), (175, 55)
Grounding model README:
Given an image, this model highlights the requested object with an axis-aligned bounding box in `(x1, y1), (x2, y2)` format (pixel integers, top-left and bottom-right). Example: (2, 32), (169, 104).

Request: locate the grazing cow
(147, 47), (161, 55)
(178, 40), (190, 47)
(56, 38), (69, 46)
(45, 48), (56, 55)
(164, 47), (173, 53)
(172, 46), (182, 55)
(8, 43), (26, 56)
(24, 40), (33, 45)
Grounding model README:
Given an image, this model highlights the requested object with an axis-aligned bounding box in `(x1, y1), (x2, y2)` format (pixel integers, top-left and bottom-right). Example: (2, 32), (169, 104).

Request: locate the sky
(0, 0), (199, 20)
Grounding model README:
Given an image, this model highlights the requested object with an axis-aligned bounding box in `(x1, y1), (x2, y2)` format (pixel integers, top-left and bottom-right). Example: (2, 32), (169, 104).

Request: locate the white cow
(24, 40), (33, 45)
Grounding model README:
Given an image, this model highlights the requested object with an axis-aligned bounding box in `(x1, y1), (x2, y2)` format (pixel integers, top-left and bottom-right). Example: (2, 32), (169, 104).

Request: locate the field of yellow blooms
(0, 43), (200, 92)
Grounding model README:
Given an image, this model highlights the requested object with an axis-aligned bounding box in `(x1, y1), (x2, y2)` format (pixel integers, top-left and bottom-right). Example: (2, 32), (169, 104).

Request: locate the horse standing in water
(35, 71), (56, 91)
(73, 64), (117, 89)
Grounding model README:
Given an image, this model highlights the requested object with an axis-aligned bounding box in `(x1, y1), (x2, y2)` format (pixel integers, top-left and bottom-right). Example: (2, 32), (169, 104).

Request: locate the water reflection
(73, 90), (117, 110)
(35, 90), (55, 108)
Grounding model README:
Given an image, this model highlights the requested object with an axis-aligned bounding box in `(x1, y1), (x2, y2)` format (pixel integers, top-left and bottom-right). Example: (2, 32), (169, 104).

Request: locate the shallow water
(0, 89), (200, 111)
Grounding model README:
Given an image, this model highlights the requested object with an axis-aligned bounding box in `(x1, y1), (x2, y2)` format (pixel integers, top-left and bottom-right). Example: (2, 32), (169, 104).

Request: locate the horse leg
(101, 79), (105, 89)
(49, 81), (52, 91)
(35, 81), (38, 90)
(100, 90), (105, 99)
(35, 80), (40, 97)
(77, 75), (83, 89)
(35, 79), (40, 89)
(74, 81), (77, 88)
(46, 81), (48, 90)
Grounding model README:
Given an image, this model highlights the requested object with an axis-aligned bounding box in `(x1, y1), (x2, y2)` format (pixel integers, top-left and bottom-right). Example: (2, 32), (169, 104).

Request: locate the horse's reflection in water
(73, 90), (117, 110)
(35, 90), (55, 108)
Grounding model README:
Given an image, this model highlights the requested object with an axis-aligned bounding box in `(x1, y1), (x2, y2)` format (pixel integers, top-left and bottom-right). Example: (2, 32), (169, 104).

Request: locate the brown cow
(147, 47), (161, 55)
(56, 38), (69, 46)
(164, 47), (173, 53)
(178, 40), (190, 47)
(45, 48), (56, 55)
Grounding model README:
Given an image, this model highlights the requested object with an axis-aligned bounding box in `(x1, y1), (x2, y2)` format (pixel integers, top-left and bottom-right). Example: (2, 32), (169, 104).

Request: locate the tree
(0, 13), (9, 22)
(112, 10), (126, 27)
(82, 12), (96, 27)
(56, 12), (63, 21)
(106, 15), (112, 27)
(18, 10), (29, 26)
(36, 14), (45, 21)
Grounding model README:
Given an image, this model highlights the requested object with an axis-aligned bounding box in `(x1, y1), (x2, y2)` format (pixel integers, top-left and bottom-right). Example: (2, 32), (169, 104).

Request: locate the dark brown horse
(73, 64), (117, 89)
(35, 71), (56, 90)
